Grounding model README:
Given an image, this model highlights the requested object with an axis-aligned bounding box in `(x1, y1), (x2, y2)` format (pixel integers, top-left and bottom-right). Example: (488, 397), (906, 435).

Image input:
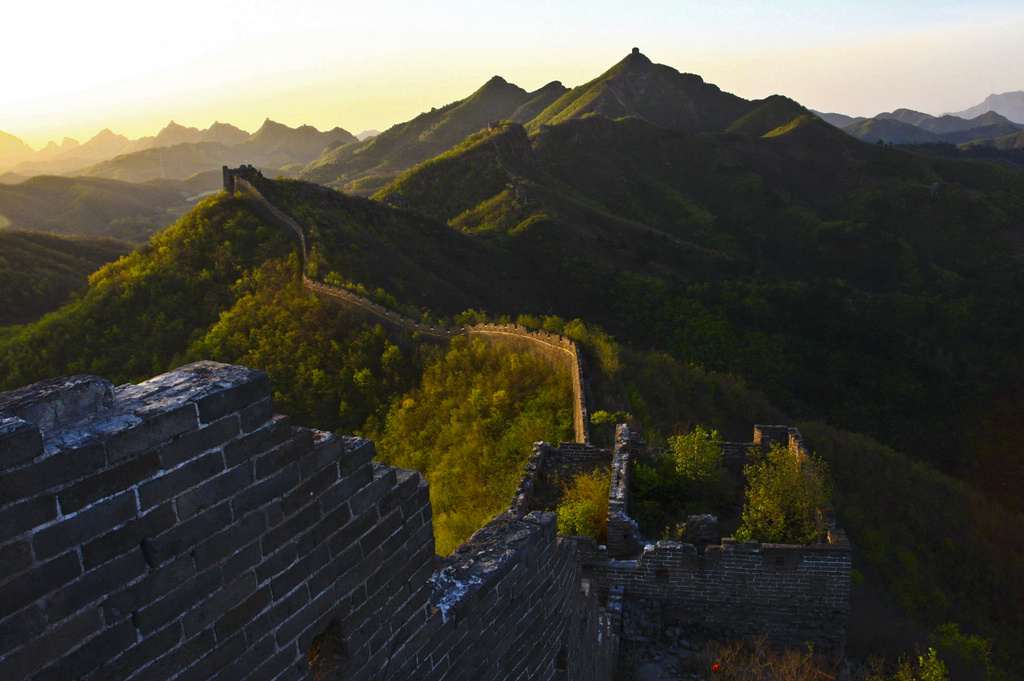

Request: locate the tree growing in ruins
(556, 468), (611, 542)
(667, 425), (724, 482)
(736, 442), (832, 544)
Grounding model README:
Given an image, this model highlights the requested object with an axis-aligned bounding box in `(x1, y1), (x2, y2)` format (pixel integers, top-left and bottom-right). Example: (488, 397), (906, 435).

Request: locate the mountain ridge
(948, 90), (1024, 123)
(527, 49), (752, 133)
(299, 77), (568, 192)
(0, 119), (353, 182)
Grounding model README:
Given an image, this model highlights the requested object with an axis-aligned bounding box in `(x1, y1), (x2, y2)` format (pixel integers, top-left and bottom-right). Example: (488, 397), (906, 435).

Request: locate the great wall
(224, 165), (590, 446)
(0, 169), (850, 680)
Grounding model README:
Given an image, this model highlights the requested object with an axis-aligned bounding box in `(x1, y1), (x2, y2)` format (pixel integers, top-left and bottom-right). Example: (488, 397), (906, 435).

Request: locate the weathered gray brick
(158, 415), (240, 469)
(224, 415), (292, 468)
(138, 451), (224, 510)
(107, 403), (198, 464)
(46, 548), (146, 622)
(142, 502), (231, 567)
(34, 491), (138, 560)
(175, 463), (253, 520)
(0, 417), (43, 472)
(0, 493), (57, 543)
(0, 441), (103, 505)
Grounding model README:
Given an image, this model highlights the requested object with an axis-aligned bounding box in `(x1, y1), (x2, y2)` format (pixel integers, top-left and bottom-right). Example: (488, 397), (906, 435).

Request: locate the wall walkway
(226, 169), (590, 444)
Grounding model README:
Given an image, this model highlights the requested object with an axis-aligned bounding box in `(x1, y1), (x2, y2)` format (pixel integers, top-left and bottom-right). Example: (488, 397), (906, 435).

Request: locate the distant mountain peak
(947, 91), (1024, 124)
(528, 50), (739, 133)
(255, 119), (288, 134)
(0, 130), (33, 158)
(470, 75), (527, 101)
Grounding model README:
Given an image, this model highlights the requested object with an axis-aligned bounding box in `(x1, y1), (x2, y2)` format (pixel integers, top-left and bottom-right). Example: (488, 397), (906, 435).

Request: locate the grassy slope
(377, 114), (1024, 482)
(0, 194), (292, 388)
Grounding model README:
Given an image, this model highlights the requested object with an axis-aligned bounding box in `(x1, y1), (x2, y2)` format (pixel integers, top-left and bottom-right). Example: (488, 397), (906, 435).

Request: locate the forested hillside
(0, 174), (199, 240)
(0, 230), (130, 324)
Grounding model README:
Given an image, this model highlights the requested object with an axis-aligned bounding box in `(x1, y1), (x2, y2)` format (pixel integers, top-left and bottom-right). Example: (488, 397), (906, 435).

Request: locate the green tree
(556, 468), (611, 543)
(368, 337), (573, 555)
(736, 443), (831, 544)
(890, 648), (949, 681)
(630, 425), (732, 538)
(667, 425), (724, 482)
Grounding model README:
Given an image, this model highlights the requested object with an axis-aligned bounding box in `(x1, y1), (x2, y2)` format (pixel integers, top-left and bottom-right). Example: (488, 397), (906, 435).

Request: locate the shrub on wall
(556, 468), (611, 543)
(667, 425), (724, 481)
(736, 443), (832, 544)
(630, 425), (733, 538)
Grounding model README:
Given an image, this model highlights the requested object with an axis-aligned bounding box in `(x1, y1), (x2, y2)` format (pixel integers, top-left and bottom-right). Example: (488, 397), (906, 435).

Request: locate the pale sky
(4, 0), (1024, 149)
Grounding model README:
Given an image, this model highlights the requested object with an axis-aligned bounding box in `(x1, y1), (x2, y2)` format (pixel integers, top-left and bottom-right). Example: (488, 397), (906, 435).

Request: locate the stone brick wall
(330, 511), (617, 681)
(226, 170), (590, 444)
(607, 426), (644, 559)
(0, 362), (616, 680)
(577, 536), (851, 652)
(581, 424), (852, 653)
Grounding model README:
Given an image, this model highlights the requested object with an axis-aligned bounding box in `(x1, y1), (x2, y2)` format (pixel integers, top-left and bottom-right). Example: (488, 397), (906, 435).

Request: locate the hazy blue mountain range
(0, 120), (356, 183)
(0, 175), (207, 241)
(815, 92), (1024, 148)
(818, 109), (1023, 145)
(948, 90), (1024, 123)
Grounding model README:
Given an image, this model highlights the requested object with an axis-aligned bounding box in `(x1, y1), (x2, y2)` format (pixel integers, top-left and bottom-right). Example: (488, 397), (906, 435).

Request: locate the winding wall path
(229, 172), (590, 444)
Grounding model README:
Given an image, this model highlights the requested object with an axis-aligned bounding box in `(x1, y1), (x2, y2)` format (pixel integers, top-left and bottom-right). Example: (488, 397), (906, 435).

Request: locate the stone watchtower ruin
(222, 165), (263, 194)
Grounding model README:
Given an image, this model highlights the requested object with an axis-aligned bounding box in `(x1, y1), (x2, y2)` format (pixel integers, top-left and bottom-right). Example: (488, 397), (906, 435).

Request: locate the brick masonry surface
(574, 425), (852, 653)
(0, 362), (616, 681)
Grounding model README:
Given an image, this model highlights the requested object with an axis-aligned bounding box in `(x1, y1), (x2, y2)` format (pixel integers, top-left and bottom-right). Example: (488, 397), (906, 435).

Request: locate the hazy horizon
(5, 0), (1024, 149)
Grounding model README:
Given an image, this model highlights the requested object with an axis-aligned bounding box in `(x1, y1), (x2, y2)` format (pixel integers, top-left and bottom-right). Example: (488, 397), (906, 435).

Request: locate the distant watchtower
(632, 47), (640, 55)
(222, 164), (263, 193)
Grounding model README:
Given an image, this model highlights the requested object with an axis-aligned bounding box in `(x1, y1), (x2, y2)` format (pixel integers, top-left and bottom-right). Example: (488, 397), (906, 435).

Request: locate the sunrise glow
(4, 0), (1024, 148)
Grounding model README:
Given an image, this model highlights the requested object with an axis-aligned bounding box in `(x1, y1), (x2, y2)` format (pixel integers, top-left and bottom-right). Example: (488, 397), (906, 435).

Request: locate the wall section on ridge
(225, 169), (590, 444)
